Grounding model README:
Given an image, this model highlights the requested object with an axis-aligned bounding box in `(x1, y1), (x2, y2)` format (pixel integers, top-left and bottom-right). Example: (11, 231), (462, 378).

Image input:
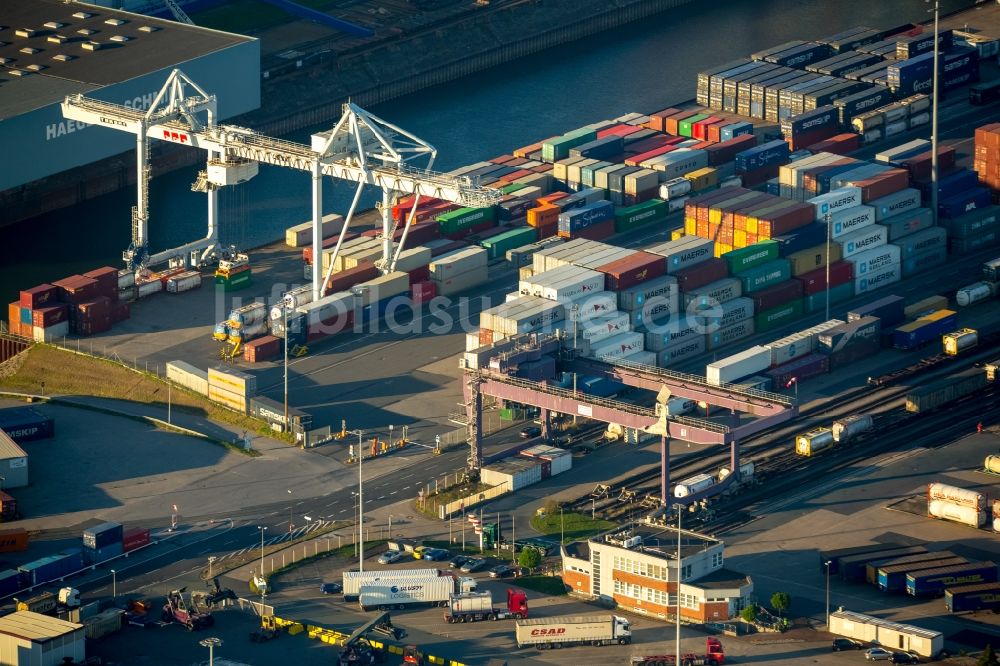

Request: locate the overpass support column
(540, 408), (550, 440)
(660, 434), (670, 507)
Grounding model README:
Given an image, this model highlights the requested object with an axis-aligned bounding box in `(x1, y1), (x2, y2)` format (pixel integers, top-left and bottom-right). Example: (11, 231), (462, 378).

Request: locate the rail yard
(5, 1), (1000, 665)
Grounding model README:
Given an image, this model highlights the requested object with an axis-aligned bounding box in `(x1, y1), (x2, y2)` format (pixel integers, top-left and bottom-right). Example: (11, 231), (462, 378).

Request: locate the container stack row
(9, 267), (131, 341)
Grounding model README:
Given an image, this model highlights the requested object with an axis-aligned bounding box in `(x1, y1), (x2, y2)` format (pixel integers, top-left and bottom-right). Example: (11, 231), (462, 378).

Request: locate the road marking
(390, 491), (398, 495)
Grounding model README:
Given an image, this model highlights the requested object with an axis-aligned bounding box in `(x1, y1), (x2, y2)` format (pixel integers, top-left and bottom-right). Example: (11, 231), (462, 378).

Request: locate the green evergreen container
(614, 200), (668, 233)
(755, 299), (803, 333)
(436, 206), (497, 235)
(481, 227), (538, 260)
(723, 240), (780, 275)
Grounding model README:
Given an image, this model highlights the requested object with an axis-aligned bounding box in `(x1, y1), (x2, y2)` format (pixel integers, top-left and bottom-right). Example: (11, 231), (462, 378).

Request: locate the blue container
(766, 178), (781, 196)
(558, 201), (614, 233)
(782, 105), (839, 137)
(557, 191), (590, 211)
(772, 222), (828, 256)
(735, 140), (790, 173)
(84, 541), (124, 565)
(720, 122), (754, 142)
(918, 169), (980, 202)
(803, 282), (854, 313)
(768, 42), (832, 68)
(19, 556), (64, 587)
(888, 52), (934, 93)
(56, 548), (84, 576)
(896, 29), (953, 59)
(817, 163), (872, 194)
(0, 569), (20, 597)
(902, 246), (947, 277)
(907, 562), (998, 597)
(19, 307), (31, 325)
(940, 47), (980, 92)
(939, 187), (992, 220)
(570, 135), (624, 161)
(83, 522), (123, 550)
(0, 407), (55, 442)
(893, 313), (958, 350)
(848, 294), (905, 327)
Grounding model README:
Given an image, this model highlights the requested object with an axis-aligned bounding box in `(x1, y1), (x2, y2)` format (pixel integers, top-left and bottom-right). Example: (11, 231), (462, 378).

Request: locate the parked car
(320, 582), (342, 594)
(890, 652), (920, 664)
(865, 648), (893, 661)
(460, 558), (487, 573)
(832, 638), (863, 651)
(519, 426), (541, 439)
(378, 550), (403, 565)
(489, 564), (516, 578)
(423, 548), (451, 562)
(412, 546), (430, 559)
(449, 555), (472, 569)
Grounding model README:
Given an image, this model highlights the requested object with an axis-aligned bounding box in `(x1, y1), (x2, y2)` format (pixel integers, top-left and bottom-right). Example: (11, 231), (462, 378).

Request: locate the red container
(826, 336), (879, 370)
(407, 265), (430, 285)
(623, 188), (658, 207)
(852, 168), (909, 203)
(705, 134), (758, 165)
(673, 257), (728, 292)
(901, 146), (956, 181)
(558, 219), (614, 241)
(597, 251), (666, 291)
(765, 353), (829, 387)
(427, 240), (468, 257)
(83, 266), (119, 297)
(537, 192), (569, 205)
(796, 261), (853, 295)
(506, 157), (528, 167)
(360, 229), (380, 238)
(785, 125), (839, 152)
(392, 197), (442, 221)
(807, 133), (860, 155)
(625, 136), (672, 155)
(122, 527), (150, 553)
(301, 231), (359, 264)
(646, 107), (681, 132)
(74, 317), (112, 336)
(111, 301), (130, 324)
(626, 144), (680, 167)
(20, 284), (60, 309)
(758, 203), (815, 237)
(307, 310), (354, 341)
(490, 155), (516, 165)
(324, 262), (380, 296)
(31, 305), (68, 328)
(52, 275), (101, 304)
(691, 117), (721, 141)
(751, 279), (804, 312)
(73, 296), (112, 319)
(244, 335), (281, 363)
(411, 281), (437, 304)
(536, 222), (559, 239)
(597, 124), (641, 139)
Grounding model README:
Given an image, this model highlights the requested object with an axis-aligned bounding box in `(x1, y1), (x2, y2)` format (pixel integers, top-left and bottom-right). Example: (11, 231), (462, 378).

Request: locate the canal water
(0, 0), (969, 302)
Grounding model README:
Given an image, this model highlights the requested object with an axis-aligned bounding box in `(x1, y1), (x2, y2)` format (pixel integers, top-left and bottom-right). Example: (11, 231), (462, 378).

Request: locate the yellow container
(746, 217), (758, 234)
(671, 229), (686, 241)
(734, 229), (747, 247)
(684, 218), (697, 235)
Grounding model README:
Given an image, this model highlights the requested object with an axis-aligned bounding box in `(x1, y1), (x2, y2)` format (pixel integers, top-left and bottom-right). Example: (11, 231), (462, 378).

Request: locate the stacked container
(429, 247), (489, 297)
(83, 522), (124, 565)
(926, 482), (986, 528)
(207, 366), (257, 413)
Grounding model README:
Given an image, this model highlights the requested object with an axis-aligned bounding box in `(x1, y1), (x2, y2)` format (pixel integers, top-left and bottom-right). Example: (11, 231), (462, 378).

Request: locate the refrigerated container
(706, 345), (771, 385)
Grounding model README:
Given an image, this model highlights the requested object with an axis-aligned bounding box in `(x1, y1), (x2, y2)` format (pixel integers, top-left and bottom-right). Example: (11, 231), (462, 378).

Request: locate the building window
(680, 593), (700, 609)
(682, 564), (692, 580)
(712, 552), (724, 568)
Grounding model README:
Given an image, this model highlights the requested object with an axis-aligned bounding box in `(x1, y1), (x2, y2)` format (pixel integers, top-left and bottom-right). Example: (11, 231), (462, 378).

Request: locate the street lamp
(572, 303), (579, 425)
(110, 569), (116, 602)
(928, 0), (941, 226)
(358, 433), (364, 574)
(199, 637), (222, 666)
(560, 506), (564, 545)
(208, 556), (217, 579)
(824, 210), (831, 321)
(825, 560), (832, 626)
(257, 525), (267, 599)
(287, 489), (293, 533)
(676, 503), (683, 666)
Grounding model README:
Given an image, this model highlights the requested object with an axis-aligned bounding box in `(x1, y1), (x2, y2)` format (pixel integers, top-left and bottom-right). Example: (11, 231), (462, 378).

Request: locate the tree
(771, 591), (791, 617)
(739, 606), (757, 623)
(518, 547), (542, 571)
(979, 644), (1000, 666)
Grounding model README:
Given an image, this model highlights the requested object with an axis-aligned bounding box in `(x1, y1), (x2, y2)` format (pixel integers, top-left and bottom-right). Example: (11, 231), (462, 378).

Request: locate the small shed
(0, 429), (28, 489)
(829, 609), (943, 657)
(0, 610), (85, 665)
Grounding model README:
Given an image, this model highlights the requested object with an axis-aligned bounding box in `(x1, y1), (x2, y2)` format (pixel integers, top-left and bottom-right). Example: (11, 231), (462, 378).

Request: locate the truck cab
(614, 615), (632, 641)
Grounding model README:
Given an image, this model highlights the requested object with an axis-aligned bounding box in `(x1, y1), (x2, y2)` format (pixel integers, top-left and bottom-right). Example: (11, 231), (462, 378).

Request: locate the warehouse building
(0, 610), (85, 665)
(562, 526), (753, 622)
(0, 430), (29, 489)
(0, 0), (260, 222)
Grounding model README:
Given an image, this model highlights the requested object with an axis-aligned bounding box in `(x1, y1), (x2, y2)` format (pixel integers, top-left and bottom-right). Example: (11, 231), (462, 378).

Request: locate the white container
(394, 246), (432, 273)
(956, 282), (995, 307)
(683, 277), (743, 309)
(298, 291), (353, 327)
(481, 457), (543, 491)
(228, 302), (268, 327)
(515, 615), (629, 648)
(659, 177), (692, 200)
(693, 296), (754, 332)
(832, 414), (874, 443)
(136, 279), (162, 298)
(668, 196), (689, 213)
(354, 271), (409, 306)
(882, 104), (908, 124)
(663, 397), (695, 417)
(167, 360), (209, 395)
(928, 482), (985, 510)
(796, 427), (834, 456)
(928, 500), (986, 528)
(809, 187), (863, 221)
(828, 205), (875, 239)
(466, 333), (481, 352)
(943, 329), (978, 355)
(646, 237), (715, 273)
(359, 576), (455, 609)
(908, 112), (930, 128)
(765, 319), (844, 366)
(435, 266), (489, 296)
(870, 188), (922, 222)
(718, 461), (755, 482)
(569, 292), (618, 323)
(208, 366), (257, 396)
(644, 316), (700, 352)
(588, 331), (644, 361)
(654, 150), (709, 179)
(165, 271), (202, 293)
(579, 313), (632, 345)
(656, 335), (706, 367)
(706, 345), (771, 385)
(285, 213), (345, 248)
(533, 267), (604, 302)
(32, 320), (68, 342)
(839, 225), (887, 259)
(429, 247), (488, 280)
(854, 264), (900, 294)
(849, 244), (901, 276)
(449, 592), (494, 614)
(117, 269), (135, 289)
(674, 472), (715, 498)
(482, 296), (565, 336)
(343, 568), (440, 598)
(617, 275), (678, 311)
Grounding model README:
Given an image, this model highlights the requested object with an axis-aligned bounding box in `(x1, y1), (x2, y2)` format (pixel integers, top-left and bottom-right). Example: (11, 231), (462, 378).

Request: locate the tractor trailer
(343, 568), (440, 601)
(514, 614), (631, 649)
(444, 589), (529, 623)
(358, 574), (477, 611)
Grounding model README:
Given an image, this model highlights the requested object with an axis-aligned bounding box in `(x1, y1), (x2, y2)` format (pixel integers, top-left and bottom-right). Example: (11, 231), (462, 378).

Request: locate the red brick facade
(562, 569), (590, 594)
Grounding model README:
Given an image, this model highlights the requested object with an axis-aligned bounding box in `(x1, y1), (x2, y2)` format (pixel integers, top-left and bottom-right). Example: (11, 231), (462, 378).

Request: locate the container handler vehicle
(337, 611), (404, 666)
(162, 588), (214, 630)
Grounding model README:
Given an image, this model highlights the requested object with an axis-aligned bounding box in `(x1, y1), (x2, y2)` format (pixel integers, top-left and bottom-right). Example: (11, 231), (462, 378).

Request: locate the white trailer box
(706, 345), (771, 385)
(515, 615), (631, 648)
(359, 576), (455, 610)
(343, 568), (439, 599)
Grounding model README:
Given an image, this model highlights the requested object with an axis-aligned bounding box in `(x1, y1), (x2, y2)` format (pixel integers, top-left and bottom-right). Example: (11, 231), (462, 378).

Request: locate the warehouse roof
(693, 567), (751, 590)
(591, 525), (723, 560)
(0, 429), (26, 461)
(0, 0), (255, 118)
(0, 610), (82, 643)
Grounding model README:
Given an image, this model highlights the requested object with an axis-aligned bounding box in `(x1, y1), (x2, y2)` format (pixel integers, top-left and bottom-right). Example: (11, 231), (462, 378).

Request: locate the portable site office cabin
(828, 609), (943, 658)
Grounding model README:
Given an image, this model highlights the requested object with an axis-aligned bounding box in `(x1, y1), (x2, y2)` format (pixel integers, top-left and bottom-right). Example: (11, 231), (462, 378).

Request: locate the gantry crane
(61, 69), (502, 291)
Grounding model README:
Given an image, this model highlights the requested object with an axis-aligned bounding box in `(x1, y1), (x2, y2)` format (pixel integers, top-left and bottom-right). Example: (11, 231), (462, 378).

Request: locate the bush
(771, 591), (791, 617)
(740, 606), (757, 623)
(979, 644), (999, 666)
(518, 547), (542, 571)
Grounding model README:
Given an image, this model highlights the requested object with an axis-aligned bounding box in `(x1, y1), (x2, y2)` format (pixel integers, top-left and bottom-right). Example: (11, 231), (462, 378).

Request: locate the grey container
(879, 207), (934, 241)
(896, 226), (947, 257)
(869, 188), (922, 222)
(83, 522), (123, 550)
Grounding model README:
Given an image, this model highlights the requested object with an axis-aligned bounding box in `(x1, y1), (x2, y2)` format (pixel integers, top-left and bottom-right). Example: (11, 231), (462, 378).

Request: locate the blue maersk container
(735, 140), (790, 173)
(939, 187), (992, 219)
(557, 201), (614, 233)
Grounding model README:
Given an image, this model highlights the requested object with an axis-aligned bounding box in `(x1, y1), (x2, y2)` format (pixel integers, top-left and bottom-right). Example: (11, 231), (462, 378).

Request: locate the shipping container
(0, 407), (54, 442)
(832, 414), (874, 443)
(796, 427), (834, 456)
(83, 522), (123, 550)
(706, 345), (772, 385)
(838, 546), (929, 583)
(765, 352), (829, 388)
(0, 528), (28, 553)
(894, 310), (958, 351)
(848, 294), (905, 326)
(738, 260), (792, 293)
(722, 241), (780, 274)
(945, 582), (1000, 613)
(877, 556), (969, 592)
(122, 527), (151, 553)
(956, 282), (995, 307)
(803, 282), (854, 314)
(752, 283), (804, 319)
(907, 562), (998, 597)
(906, 367), (988, 412)
(656, 335), (707, 367)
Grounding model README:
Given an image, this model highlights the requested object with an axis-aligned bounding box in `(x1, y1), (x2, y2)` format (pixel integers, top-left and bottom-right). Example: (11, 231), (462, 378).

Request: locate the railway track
(565, 337), (1000, 521)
